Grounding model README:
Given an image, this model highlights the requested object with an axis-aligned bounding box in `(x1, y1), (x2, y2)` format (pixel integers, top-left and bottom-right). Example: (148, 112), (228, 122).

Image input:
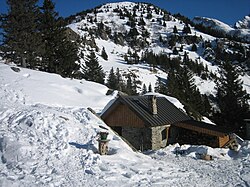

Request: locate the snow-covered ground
(1, 62), (250, 186)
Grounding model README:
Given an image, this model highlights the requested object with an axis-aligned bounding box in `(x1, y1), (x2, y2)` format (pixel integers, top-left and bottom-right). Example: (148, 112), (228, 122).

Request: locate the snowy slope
(193, 16), (234, 32)
(1, 62), (250, 186)
(0, 62), (115, 112)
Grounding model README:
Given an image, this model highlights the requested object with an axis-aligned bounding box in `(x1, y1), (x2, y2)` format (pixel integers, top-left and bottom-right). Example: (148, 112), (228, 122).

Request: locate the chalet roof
(174, 120), (231, 137)
(101, 95), (191, 127)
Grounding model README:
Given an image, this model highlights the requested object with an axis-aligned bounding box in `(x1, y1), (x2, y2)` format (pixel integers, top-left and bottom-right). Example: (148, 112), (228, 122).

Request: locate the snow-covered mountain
(1, 62), (250, 186)
(193, 16), (250, 43)
(193, 16), (234, 32)
(235, 15), (250, 29)
(67, 2), (250, 97)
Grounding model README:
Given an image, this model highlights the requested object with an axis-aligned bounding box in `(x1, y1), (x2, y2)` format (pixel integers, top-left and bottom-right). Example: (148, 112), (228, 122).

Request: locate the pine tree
(148, 83), (152, 92)
(215, 62), (249, 136)
(40, 0), (79, 77)
(155, 78), (167, 94)
(125, 74), (138, 95)
(183, 51), (189, 64)
(168, 35), (178, 48)
(182, 23), (191, 34)
(82, 51), (105, 84)
(101, 47), (108, 61)
(141, 83), (147, 95)
(106, 67), (117, 89)
(115, 68), (125, 91)
(1, 0), (41, 68)
(191, 43), (197, 51)
(202, 95), (212, 116)
(166, 69), (178, 96)
(126, 74), (133, 95)
(173, 25), (178, 34)
(167, 67), (204, 119)
(138, 18), (146, 26)
(128, 27), (139, 39)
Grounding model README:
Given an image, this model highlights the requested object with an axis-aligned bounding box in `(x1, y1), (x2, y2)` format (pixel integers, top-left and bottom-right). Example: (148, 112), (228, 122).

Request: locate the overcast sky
(0, 0), (249, 25)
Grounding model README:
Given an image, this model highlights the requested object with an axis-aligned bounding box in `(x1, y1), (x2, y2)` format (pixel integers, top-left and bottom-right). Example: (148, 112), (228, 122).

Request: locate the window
(161, 128), (167, 140)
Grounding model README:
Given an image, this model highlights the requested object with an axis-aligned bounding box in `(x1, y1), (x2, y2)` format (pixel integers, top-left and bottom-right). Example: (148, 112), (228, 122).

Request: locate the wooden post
(98, 132), (110, 155)
(98, 139), (110, 155)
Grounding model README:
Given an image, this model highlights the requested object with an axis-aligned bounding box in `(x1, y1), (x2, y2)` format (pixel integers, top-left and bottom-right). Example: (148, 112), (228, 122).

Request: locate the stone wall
(122, 127), (151, 151)
(121, 125), (171, 151)
(151, 125), (170, 150)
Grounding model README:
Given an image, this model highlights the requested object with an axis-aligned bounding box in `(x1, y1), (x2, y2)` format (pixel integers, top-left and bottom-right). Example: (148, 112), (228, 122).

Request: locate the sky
(0, 0), (249, 26)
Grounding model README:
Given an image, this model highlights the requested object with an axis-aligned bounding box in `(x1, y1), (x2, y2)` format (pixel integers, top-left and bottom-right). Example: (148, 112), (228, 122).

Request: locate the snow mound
(0, 63), (115, 112)
(0, 105), (99, 186)
(150, 144), (231, 160)
(0, 103), (143, 186)
(237, 140), (250, 158)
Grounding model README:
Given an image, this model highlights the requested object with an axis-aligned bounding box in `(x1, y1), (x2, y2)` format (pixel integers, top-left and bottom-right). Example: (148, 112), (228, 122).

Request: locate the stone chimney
(148, 95), (157, 115)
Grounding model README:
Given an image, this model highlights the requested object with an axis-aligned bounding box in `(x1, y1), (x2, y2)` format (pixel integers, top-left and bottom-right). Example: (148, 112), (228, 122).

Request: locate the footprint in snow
(23, 73), (30, 78)
(74, 87), (82, 94)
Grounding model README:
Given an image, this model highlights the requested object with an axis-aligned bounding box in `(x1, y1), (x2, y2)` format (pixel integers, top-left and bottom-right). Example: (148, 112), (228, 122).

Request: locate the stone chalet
(101, 95), (231, 151)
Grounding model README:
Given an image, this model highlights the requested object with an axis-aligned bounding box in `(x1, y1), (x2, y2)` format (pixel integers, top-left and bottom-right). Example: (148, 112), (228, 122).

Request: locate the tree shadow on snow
(69, 140), (98, 153)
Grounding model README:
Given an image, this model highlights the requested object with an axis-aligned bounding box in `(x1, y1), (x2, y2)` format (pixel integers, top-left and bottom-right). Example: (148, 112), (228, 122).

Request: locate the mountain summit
(235, 15), (250, 29)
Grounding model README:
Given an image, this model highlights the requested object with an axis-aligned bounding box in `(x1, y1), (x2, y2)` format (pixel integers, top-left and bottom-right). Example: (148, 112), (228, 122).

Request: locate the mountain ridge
(193, 16), (250, 43)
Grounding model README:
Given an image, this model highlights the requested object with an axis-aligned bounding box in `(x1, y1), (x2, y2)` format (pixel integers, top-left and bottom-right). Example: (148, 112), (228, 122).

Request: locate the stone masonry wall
(122, 127), (151, 151)
(151, 125), (170, 150)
